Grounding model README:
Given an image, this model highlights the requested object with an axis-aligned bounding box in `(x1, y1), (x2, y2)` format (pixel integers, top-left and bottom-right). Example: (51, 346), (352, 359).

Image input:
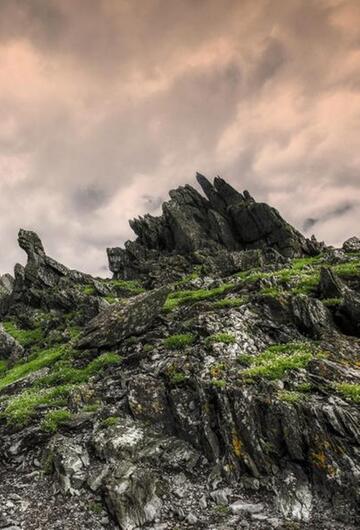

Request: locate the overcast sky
(0, 0), (359, 276)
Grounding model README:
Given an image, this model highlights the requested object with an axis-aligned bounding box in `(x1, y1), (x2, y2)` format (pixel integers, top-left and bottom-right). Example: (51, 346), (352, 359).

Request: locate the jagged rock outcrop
(0, 180), (359, 530)
(108, 174), (323, 285)
(77, 286), (170, 349)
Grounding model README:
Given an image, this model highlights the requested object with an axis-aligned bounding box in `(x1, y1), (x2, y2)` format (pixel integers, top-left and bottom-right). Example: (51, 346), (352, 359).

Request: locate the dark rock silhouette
(108, 174), (323, 284)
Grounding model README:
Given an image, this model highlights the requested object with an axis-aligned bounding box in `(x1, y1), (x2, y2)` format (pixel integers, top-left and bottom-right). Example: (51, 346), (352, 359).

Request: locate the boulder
(343, 236), (360, 253)
(290, 295), (332, 338)
(76, 286), (170, 349)
(0, 325), (24, 363)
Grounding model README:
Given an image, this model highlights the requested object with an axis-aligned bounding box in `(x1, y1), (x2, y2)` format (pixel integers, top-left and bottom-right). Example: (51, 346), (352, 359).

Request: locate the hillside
(0, 175), (359, 530)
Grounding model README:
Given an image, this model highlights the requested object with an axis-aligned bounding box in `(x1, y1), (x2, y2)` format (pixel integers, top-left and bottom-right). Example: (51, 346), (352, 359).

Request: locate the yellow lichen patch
(231, 433), (244, 458)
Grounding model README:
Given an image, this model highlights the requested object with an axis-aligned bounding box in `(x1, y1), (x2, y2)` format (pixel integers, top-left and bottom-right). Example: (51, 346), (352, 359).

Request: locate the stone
(76, 286), (170, 349)
(46, 435), (90, 495)
(229, 501), (264, 515)
(0, 326), (24, 362)
(290, 295), (332, 338)
(343, 236), (360, 253)
(318, 267), (344, 299)
(105, 465), (162, 530)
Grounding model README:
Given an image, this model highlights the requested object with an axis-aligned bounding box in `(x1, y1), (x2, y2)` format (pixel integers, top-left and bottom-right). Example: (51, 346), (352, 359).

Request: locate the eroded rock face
(77, 286), (170, 349)
(108, 174), (322, 283)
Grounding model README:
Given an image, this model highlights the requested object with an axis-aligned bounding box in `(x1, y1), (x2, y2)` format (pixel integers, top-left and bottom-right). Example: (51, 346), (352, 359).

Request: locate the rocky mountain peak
(108, 174), (323, 285)
(0, 176), (359, 530)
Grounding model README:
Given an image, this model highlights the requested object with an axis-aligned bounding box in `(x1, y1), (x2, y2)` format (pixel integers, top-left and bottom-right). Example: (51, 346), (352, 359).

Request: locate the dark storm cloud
(0, 0), (359, 275)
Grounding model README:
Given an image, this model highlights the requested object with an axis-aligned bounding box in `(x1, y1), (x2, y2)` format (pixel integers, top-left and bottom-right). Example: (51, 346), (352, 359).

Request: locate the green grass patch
(102, 416), (119, 427)
(2, 321), (43, 348)
(82, 284), (96, 295)
(206, 333), (236, 345)
(333, 261), (360, 278)
(322, 297), (342, 307)
(240, 343), (314, 380)
(41, 408), (73, 432)
(0, 346), (68, 391)
(0, 360), (7, 374)
(166, 367), (187, 384)
(210, 379), (227, 389)
(211, 297), (246, 309)
(3, 385), (74, 424)
(278, 390), (303, 403)
(333, 383), (360, 403)
(164, 334), (195, 351)
(37, 352), (122, 387)
(164, 283), (233, 311)
(107, 279), (145, 294)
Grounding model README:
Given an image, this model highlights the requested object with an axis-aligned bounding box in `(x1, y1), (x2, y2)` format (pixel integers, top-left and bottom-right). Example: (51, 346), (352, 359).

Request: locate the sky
(0, 0), (360, 276)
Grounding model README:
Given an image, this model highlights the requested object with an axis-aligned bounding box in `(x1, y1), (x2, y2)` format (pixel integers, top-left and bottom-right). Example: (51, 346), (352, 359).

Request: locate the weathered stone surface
(105, 464), (161, 530)
(77, 286), (170, 348)
(290, 295), (332, 338)
(107, 174), (321, 283)
(0, 325), (24, 362)
(343, 236), (360, 253)
(46, 435), (90, 495)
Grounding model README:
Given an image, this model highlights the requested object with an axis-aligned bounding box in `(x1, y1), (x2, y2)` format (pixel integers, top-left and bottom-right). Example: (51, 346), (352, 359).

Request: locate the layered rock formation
(108, 174), (323, 284)
(0, 178), (359, 530)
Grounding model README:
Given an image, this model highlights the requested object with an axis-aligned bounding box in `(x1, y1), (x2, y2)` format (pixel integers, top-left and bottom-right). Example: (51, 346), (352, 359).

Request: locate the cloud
(0, 0), (359, 275)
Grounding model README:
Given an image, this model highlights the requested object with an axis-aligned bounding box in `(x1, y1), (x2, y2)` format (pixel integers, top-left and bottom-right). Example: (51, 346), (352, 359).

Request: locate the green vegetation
(322, 298), (342, 307)
(260, 286), (285, 297)
(211, 296), (246, 309)
(89, 501), (103, 514)
(210, 379), (227, 389)
(166, 367), (187, 384)
(82, 285), (96, 295)
(164, 334), (195, 350)
(239, 343), (314, 380)
(278, 390), (303, 403)
(41, 408), (73, 432)
(237, 256), (323, 297)
(102, 416), (119, 427)
(296, 382), (312, 393)
(3, 384), (74, 424)
(334, 382), (360, 403)
(164, 283), (233, 311)
(2, 321), (43, 348)
(0, 345), (67, 391)
(176, 272), (199, 285)
(107, 279), (145, 294)
(0, 360), (7, 374)
(82, 402), (101, 412)
(333, 261), (360, 278)
(36, 353), (122, 387)
(206, 332), (236, 345)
